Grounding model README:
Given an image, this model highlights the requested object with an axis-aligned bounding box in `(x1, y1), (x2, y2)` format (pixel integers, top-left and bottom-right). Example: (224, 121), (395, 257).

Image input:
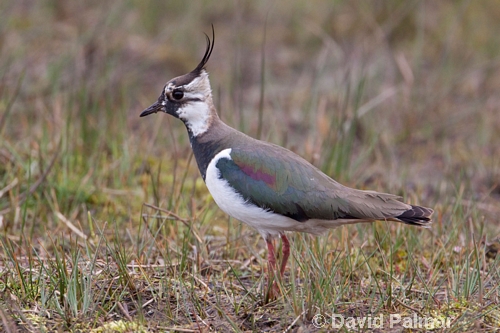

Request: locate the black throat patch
(189, 134), (226, 181)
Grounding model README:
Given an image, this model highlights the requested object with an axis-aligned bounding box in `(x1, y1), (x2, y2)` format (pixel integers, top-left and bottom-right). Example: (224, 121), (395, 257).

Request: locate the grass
(1, 0), (500, 331)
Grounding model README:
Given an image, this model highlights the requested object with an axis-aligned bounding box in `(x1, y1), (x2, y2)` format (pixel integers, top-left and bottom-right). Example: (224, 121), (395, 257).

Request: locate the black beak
(140, 101), (164, 117)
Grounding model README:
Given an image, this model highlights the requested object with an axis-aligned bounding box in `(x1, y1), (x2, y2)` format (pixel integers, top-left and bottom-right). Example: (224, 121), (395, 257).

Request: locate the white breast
(205, 149), (343, 239)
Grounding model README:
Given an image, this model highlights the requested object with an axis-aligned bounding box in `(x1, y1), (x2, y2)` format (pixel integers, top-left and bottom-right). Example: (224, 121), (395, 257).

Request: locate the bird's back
(192, 119), (433, 228)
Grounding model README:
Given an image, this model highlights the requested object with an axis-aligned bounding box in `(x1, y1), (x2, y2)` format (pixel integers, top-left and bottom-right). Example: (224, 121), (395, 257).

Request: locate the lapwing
(140, 29), (433, 282)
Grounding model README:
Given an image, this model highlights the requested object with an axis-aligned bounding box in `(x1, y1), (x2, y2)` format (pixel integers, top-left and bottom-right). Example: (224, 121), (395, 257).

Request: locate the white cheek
(177, 101), (210, 136)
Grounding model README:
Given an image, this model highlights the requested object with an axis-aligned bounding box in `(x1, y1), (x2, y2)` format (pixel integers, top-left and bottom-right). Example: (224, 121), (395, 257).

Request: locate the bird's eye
(172, 89), (184, 100)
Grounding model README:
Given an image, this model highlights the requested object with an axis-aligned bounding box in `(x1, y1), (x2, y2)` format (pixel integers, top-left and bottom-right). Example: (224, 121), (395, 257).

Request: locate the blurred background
(0, 0), (500, 223)
(1, 0), (500, 330)
(1, 0), (499, 229)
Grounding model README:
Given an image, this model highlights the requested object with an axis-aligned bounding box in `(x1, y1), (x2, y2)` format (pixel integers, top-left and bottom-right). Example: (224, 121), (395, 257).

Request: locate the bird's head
(140, 28), (216, 137)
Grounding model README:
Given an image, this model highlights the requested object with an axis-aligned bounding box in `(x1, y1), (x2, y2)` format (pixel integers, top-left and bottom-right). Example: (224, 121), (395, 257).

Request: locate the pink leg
(280, 234), (290, 276)
(265, 238), (280, 301)
(266, 238), (277, 273)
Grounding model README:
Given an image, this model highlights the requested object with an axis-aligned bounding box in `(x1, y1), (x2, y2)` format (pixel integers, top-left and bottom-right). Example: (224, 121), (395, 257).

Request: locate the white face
(177, 100), (211, 136)
(164, 71), (214, 137)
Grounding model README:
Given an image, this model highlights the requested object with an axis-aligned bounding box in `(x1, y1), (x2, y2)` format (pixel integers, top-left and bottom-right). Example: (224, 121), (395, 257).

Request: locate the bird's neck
(187, 116), (237, 181)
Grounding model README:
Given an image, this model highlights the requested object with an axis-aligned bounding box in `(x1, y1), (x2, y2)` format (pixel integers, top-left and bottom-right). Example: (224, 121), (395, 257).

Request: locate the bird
(140, 28), (433, 284)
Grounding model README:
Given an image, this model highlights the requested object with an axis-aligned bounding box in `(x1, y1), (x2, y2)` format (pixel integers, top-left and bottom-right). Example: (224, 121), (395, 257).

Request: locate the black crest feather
(192, 25), (215, 74)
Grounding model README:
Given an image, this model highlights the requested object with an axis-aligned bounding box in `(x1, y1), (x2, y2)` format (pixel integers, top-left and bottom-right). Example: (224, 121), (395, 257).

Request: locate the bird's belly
(205, 150), (290, 237)
(205, 149), (336, 238)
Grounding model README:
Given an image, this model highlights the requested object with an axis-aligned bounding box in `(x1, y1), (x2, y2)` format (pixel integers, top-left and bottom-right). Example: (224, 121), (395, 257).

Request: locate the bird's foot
(264, 277), (281, 303)
(263, 235), (290, 302)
